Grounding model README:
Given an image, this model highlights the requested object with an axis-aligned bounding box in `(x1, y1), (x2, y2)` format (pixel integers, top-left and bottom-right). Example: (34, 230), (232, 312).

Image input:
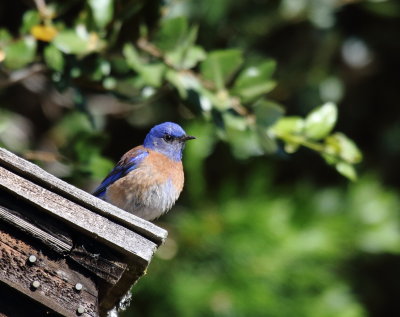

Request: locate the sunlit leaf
(325, 132), (362, 164)
(3, 36), (37, 69)
(335, 162), (357, 181)
(271, 116), (305, 136)
(44, 44), (64, 71)
(88, 0), (114, 29)
(201, 49), (243, 91)
(304, 102), (337, 140)
(140, 63), (166, 87)
(102, 77), (117, 90)
(181, 45), (206, 69)
(53, 30), (90, 54)
(123, 43), (142, 71)
(233, 60), (277, 102)
(20, 10), (40, 34)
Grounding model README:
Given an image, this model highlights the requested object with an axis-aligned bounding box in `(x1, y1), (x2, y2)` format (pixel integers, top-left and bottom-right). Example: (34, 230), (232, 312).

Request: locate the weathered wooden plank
(0, 147), (167, 245)
(69, 244), (127, 285)
(0, 225), (98, 317)
(0, 166), (157, 264)
(0, 205), (72, 254)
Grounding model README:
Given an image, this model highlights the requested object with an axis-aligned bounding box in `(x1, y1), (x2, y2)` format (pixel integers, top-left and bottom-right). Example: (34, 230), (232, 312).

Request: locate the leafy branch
(0, 3), (362, 179)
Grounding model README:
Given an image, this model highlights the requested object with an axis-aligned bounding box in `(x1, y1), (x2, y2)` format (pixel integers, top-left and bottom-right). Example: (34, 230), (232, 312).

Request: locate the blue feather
(93, 150), (149, 198)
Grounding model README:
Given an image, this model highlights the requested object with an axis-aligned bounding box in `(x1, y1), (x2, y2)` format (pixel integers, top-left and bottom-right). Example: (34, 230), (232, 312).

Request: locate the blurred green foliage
(0, 0), (361, 179)
(1, 0), (400, 316)
(127, 170), (400, 317)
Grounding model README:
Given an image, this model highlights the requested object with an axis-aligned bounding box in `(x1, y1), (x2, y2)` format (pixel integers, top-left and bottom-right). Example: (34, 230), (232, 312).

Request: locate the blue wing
(93, 149), (149, 198)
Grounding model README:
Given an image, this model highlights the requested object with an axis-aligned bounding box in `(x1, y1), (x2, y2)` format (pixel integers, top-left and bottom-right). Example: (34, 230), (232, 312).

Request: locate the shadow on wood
(0, 148), (168, 317)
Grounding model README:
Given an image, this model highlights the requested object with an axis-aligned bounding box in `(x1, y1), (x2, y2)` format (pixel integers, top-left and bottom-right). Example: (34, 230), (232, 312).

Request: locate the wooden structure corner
(0, 148), (167, 316)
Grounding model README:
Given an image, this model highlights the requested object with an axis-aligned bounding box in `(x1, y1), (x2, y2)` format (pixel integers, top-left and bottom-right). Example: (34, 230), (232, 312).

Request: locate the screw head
(31, 281), (40, 289)
(76, 305), (85, 315)
(28, 255), (37, 263)
(75, 283), (83, 291)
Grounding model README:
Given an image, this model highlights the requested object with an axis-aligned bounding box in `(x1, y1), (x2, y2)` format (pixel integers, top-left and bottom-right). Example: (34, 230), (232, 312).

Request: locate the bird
(93, 122), (195, 221)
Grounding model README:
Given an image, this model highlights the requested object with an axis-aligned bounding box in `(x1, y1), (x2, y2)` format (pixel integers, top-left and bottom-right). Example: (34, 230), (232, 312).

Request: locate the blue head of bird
(143, 122), (195, 161)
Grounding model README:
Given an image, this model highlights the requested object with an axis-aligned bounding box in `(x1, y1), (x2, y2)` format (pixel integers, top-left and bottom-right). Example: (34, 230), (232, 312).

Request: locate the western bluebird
(93, 122), (195, 221)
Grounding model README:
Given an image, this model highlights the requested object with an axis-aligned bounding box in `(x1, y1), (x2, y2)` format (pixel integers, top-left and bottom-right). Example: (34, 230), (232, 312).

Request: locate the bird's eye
(164, 134), (173, 142)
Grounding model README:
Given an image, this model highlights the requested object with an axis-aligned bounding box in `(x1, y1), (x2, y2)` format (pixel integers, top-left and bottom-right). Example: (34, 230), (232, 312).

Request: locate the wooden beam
(0, 205), (72, 254)
(0, 166), (157, 265)
(0, 148), (167, 245)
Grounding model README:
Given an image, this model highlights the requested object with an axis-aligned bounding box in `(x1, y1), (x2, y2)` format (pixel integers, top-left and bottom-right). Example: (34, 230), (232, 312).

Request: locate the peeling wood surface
(0, 224), (98, 317)
(0, 148), (167, 245)
(0, 166), (157, 264)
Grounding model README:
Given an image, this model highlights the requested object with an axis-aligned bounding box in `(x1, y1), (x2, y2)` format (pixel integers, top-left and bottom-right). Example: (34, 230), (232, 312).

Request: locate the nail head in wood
(75, 283), (83, 292)
(76, 305), (85, 315)
(28, 255), (37, 263)
(31, 281), (40, 289)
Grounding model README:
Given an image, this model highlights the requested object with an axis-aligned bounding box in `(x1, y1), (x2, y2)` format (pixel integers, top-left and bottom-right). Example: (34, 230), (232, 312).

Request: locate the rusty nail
(28, 255), (37, 263)
(75, 283), (83, 291)
(76, 305), (85, 315)
(31, 281), (40, 289)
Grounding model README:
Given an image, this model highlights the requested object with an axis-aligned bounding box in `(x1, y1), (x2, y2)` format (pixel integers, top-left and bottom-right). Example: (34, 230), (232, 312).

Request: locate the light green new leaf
(325, 132), (363, 164)
(53, 30), (89, 54)
(20, 10), (40, 34)
(123, 43), (142, 71)
(304, 102), (338, 140)
(44, 44), (64, 71)
(181, 45), (207, 69)
(140, 63), (166, 87)
(271, 116), (305, 136)
(123, 44), (165, 87)
(88, 0), (114, 29)
(201, 49), (243, 91)
(233, 60), (277, 102)
(4, 36), (37, 69)
(336, 162), (357, 181)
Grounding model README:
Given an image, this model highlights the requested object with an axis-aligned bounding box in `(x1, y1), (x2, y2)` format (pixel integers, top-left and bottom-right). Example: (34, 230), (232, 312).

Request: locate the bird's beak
(181, 135), (196, 142)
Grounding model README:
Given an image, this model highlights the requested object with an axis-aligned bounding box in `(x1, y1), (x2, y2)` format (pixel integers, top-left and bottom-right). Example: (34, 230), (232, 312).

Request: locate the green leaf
(271, 116), (305, 136)
(102, 77), (116, 89)
(88, 0), (114, 29)
(154, 17), (189, 52)
(253, 100), (284, 128)
(0, 29), (12, 44)
(140, 63), (166, 87)
(123, 43), (142, 71)
(335, 162), (357, 181)
(325, 132), (362, 164)
(20, 10), (40, 34)
(181, 45), (206, 69)
(257, 127), (278, 154)
(233, 60), (277, 102)
(3, 36), (37, 69)
(53, 30), (90, 54)
(44, 44), (64, 71)
(304, 102), (338, 140)
(224, 124), (264, 159)
(201, 49), (243, 91)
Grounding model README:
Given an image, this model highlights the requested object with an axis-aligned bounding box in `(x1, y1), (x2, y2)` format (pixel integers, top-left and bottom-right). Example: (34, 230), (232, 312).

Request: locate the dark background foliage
(1, 0), (400, 316)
